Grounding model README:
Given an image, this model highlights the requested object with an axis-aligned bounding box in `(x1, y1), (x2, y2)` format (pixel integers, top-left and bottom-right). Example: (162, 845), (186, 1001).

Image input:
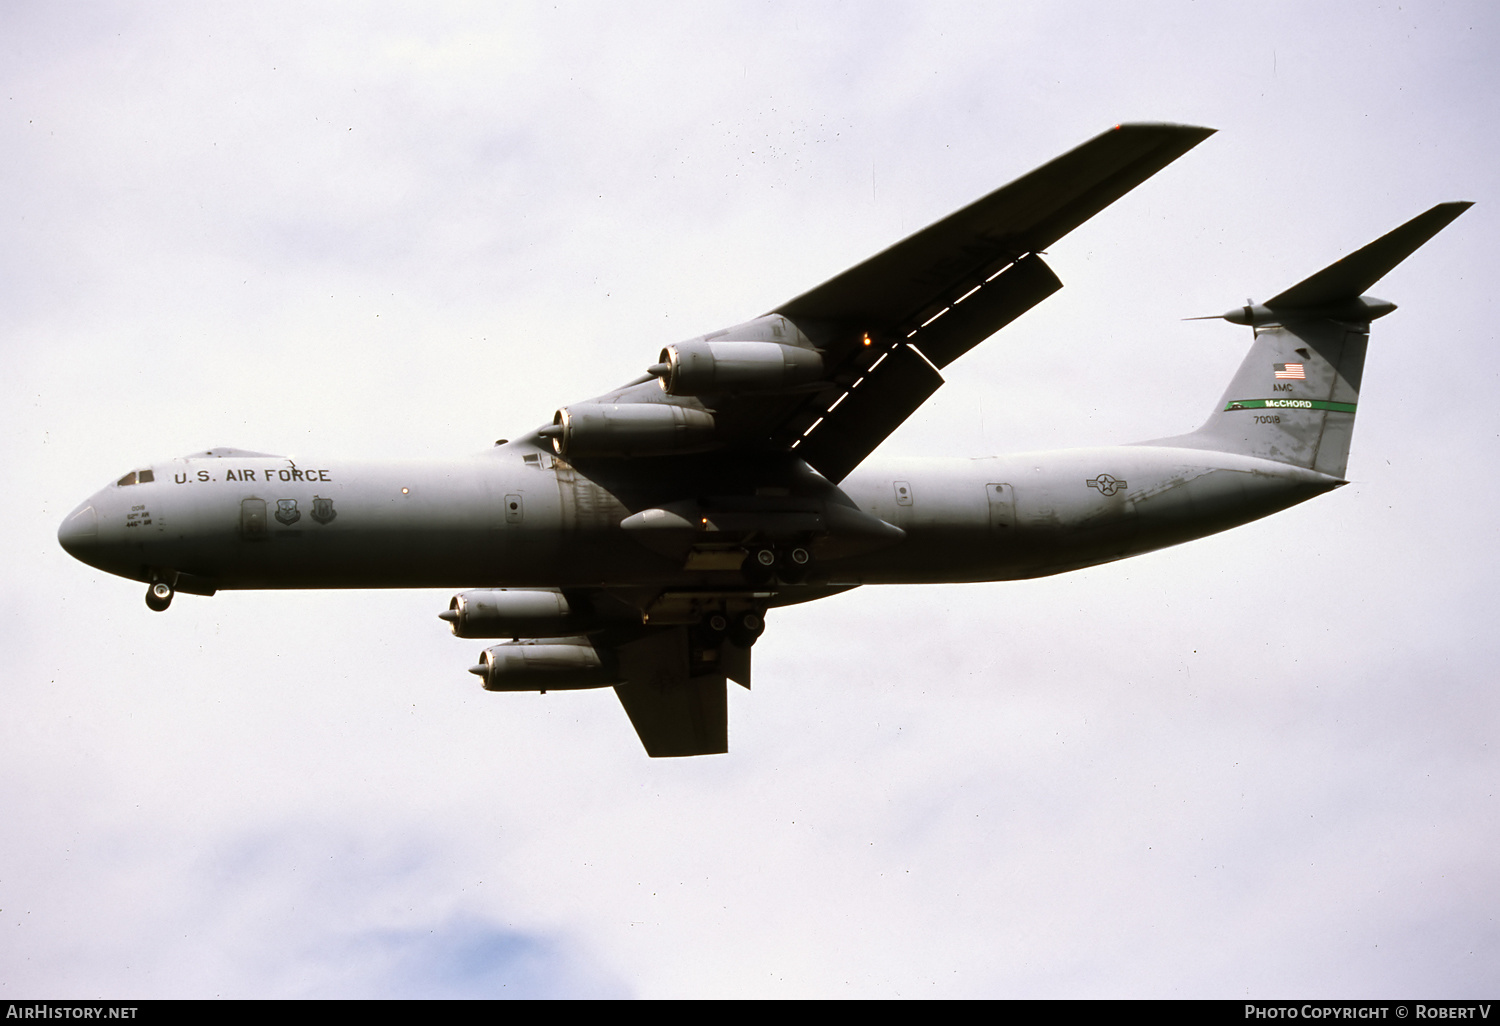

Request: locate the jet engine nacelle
(468, 639), (620, 692)
(543, 403), (717, 458)
(650, 340), (824, 396)
(442, 589), (595, 638)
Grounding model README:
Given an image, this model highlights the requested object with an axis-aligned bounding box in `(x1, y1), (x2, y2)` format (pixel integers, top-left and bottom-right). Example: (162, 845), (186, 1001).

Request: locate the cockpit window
(117, 471), (137, 487)
(116, 469), (154, 486)
(138, 469), (154, 483)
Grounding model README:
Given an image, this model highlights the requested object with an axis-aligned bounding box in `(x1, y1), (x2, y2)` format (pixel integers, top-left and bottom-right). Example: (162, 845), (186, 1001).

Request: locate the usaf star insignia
(1086, 474), (1126, 496)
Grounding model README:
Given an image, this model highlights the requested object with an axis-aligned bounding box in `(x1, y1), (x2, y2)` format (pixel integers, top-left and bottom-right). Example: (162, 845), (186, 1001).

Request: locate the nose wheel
(145, 581), (174, 612)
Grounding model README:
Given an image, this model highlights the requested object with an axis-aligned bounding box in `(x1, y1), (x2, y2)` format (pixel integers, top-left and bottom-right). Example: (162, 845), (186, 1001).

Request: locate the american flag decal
(1274, 362), (1306, 380)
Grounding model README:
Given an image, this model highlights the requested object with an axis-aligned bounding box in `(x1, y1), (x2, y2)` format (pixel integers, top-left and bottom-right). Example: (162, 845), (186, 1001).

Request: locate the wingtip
(1112, 121), (1217, 137)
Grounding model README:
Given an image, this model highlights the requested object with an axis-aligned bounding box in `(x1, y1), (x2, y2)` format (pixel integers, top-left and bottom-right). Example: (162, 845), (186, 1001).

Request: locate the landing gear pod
(468, 639), (620, 692)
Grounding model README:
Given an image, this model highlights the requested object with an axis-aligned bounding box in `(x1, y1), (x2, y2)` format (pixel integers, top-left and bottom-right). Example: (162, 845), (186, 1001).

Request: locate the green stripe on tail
(1223, 398), (1358, 413)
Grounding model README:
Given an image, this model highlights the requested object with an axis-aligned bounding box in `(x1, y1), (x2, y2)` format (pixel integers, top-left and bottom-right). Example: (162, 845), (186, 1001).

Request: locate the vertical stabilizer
(1161, 319), (1369, 478)
(1149, 202), (1470, 478)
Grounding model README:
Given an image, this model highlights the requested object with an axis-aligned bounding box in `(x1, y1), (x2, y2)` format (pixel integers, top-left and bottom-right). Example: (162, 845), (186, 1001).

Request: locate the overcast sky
(3, 1), (1497, 998)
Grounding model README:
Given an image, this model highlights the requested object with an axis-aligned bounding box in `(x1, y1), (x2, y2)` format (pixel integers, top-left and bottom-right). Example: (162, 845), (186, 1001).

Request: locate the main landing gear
(694, 608), (766, 649)
(741, 544), (813, 586)
(726, 609), (765, 648)
(145, 580), (174, 612)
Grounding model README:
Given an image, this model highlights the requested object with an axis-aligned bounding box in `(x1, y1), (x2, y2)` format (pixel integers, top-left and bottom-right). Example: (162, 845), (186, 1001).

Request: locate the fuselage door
(986, 483), (1015, 532)
(240, 497), (268, 540)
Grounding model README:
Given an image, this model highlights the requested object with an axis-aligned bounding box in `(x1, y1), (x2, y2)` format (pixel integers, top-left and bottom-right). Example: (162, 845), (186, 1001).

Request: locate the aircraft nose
(58, 503), (99, 560)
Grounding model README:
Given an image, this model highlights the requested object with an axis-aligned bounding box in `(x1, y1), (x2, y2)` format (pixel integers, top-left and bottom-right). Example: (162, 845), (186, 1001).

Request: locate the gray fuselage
(57, 439), (1339, 597)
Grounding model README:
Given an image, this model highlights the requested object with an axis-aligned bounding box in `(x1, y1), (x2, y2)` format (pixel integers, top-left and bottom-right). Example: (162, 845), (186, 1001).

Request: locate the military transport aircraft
(57, 123), (1470, 757)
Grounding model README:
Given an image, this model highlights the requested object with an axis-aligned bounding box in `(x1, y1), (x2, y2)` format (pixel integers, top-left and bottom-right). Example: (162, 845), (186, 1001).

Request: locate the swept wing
(555, 123), (1214, 482)
(539, 124), (1215, 755)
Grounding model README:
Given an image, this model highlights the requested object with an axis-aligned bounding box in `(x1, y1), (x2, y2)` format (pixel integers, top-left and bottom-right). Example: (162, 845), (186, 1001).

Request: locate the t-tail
(1151, 201), (1471, 478)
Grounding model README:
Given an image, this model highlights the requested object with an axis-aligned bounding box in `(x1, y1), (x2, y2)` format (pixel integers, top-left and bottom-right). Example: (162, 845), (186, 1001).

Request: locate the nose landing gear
(145, 580), (174, 612)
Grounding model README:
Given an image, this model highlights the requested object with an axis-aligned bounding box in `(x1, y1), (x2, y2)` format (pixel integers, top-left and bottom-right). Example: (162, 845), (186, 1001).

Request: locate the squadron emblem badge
(274, 498), (300, 525)
(311, 496), (337, 524)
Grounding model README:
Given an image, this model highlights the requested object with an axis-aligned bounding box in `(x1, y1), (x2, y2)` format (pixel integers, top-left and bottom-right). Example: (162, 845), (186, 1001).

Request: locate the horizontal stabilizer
(1266, 201), (1472, 310)
(1155, 200), (1471, 479)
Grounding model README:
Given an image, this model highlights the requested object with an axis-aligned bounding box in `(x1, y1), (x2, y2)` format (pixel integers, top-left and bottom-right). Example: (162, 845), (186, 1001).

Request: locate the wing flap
(613, 628), (729, 757)
(721, 640), (751, 689)
(914, 253), (1064, 369)
(793, 343), (945, 483)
